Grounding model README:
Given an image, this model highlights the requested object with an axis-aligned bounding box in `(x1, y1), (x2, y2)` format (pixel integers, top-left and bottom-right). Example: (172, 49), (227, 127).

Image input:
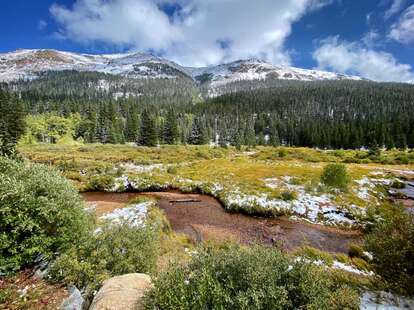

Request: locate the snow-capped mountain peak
(0, 49), (191, 82)
(188, 58), (363, 88)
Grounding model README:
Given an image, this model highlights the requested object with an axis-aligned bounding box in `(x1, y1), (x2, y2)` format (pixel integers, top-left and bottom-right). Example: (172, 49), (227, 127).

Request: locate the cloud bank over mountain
(50, 0), (332, 67)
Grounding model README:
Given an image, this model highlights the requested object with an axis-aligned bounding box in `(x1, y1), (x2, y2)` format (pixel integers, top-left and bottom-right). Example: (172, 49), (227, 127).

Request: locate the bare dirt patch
(0, 270), (68, 310)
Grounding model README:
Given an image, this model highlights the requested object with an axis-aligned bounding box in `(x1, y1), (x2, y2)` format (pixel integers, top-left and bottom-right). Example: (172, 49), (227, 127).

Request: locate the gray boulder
(60, 286), (84, 310)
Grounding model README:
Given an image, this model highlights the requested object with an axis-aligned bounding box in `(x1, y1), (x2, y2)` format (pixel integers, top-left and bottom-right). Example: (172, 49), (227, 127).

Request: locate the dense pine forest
(2, 71), (414, 149)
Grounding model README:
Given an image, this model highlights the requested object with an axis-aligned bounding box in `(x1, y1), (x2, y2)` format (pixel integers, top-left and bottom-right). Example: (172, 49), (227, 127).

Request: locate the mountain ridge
(0, 48), (364, 85)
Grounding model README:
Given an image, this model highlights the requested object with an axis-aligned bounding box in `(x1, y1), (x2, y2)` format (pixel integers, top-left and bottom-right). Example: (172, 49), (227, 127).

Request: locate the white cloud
(313, 36), (414, 82)
(50, 0), (332, 66)
(38, 20), (48, 31)
(389, 4), (414, 44)
(384, 0), (406, 19)
(361, 30), (381, 47)
(50, 0), (180, 51)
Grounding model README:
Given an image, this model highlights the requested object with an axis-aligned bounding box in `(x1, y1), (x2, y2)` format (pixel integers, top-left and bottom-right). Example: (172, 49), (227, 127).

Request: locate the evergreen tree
(245, 119), (256, 147)
(164, 110), (179, 144)
(138, 110), (157, 146)
(125, 109), (139, 142)
(188, 118), (203, 145)
(0, 89), (25, 155)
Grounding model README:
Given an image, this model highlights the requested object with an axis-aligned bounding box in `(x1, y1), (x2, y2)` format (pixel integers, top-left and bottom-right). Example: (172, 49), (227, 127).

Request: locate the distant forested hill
(3, 77), (414, 149)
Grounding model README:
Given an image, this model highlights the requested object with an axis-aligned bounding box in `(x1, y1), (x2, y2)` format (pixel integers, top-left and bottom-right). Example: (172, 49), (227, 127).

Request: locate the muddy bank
(82, 191), (362, 254)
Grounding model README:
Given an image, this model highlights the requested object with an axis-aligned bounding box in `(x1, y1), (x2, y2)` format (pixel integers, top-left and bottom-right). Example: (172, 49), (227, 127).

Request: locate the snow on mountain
(0, 49), (191, 82)
(0, 49), (363, 89)
(188, 58), (363, 88)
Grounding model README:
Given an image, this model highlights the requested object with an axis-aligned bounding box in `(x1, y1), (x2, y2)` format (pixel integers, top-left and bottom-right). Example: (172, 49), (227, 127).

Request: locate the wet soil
(0, 270), (68, 310)
(82, 191), (362, 254)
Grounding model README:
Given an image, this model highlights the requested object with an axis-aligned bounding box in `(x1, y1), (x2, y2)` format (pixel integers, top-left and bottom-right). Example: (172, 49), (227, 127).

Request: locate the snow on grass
(109, 172), (372, 227)
(360, 291), (414, 310)
(354, 176), (394, 201)
(332, 261), (374, 276)
(295, 257), (374, 277)
(99, 201), (151, 228)
(120, 162), (165, 173)
(112, 175), (130, 192)
(261, 177), (357, 226)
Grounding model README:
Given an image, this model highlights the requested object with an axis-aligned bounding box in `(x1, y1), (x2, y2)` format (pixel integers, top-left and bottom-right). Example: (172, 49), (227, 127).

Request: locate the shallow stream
(82, 191), (362, 254)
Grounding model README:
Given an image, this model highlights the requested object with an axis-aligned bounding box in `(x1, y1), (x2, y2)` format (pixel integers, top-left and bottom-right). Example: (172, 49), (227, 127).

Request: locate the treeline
(5, 77), (414, 149)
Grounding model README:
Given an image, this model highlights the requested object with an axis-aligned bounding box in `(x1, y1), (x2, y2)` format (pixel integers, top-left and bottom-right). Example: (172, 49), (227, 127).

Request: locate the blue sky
(1, 0), (413, 82)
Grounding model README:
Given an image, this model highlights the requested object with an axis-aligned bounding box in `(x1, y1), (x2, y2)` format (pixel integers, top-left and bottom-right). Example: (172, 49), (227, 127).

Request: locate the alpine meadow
(1, 1), (414, 309)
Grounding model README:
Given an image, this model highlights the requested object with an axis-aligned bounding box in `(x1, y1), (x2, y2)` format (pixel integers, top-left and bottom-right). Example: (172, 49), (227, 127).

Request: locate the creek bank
(82, 191), (361, 254)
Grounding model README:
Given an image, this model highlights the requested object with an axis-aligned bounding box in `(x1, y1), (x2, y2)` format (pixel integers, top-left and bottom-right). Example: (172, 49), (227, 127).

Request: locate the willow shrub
(365, 205), (414, 296)
(49, 222), (161, 298)
(144, 244), (359, 310)
(321, 163), (350, 191)
(0, 157), (92, 274)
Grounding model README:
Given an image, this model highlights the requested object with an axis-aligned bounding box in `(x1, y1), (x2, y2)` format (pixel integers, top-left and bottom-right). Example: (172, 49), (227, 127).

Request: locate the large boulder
(89, 273), (152, 310)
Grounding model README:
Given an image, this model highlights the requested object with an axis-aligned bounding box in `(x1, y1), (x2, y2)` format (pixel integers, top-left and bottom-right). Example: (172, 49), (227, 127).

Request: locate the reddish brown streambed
(82, 191), (362, 254)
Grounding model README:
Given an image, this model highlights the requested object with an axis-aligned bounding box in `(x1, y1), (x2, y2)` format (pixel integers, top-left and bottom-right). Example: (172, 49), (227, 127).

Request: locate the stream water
(82, 191), (362, 254)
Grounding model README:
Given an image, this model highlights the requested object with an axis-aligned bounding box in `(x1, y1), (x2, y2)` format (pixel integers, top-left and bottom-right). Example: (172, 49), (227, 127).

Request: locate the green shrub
(280, 190), (298, 201)
(351, 258), (370, 272)
(0, 157), (92, 274)
(321, 163), (349, 191)
(365, 206), (414, 295)
(395, 154), (409, 164)
(167, 165), (178, 174)
(348, 244), (364, 259)
(144, 244), (359, 310)
(390, 179), (406, 189)
(278, 148), (287, 158)
(49, 223), (161, 297)
(85, 174), (115, 191)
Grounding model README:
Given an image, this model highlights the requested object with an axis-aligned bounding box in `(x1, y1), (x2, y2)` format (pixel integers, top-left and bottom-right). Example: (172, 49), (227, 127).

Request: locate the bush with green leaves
(0, 157), (91, 274)
(144, 244), (359, 310)
(321, 163), (349, 191)
(365, 206), (414, 296)
(49, 222), (161, 297)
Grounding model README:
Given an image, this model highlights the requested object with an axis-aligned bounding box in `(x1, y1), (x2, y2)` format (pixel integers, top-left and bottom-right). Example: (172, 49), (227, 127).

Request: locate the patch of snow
(224, 186), (356, 226)
(120, 163), (165, 173)
(295, 257), (374, 277)
(260, 177), (357, 226)
(332, 261), (374, 276)
(354, 177), (394, 201)
(112, 175), (130, 192)
(99, 202), (150, 228)
(360, 291), (414, 310)
(363, 251), (373, 261)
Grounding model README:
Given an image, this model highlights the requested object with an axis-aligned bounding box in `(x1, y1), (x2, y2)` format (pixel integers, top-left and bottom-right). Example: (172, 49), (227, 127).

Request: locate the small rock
(60, 286), (84, 310)
(89, 273), (152, 310)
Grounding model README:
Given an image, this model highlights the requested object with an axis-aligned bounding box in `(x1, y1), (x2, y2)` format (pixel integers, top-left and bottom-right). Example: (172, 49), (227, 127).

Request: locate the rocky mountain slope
(0, 49), (192, 82)
(0, 49), (364, 97)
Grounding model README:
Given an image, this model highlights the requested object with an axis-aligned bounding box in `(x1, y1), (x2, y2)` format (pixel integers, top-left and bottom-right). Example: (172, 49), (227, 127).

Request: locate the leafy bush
(85, 174), (115, 191)
(348, 244), (364, 259)
(390, 179), (405, 189)
(278, 148), (287, 158)
(321, 163), (349, 191)
(0, 157), (92, 274)
(365, 206), (414, 295)
(280, 190), (298, 201)
(145, 244), (359, 310)
(49, 223), (161, 297)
